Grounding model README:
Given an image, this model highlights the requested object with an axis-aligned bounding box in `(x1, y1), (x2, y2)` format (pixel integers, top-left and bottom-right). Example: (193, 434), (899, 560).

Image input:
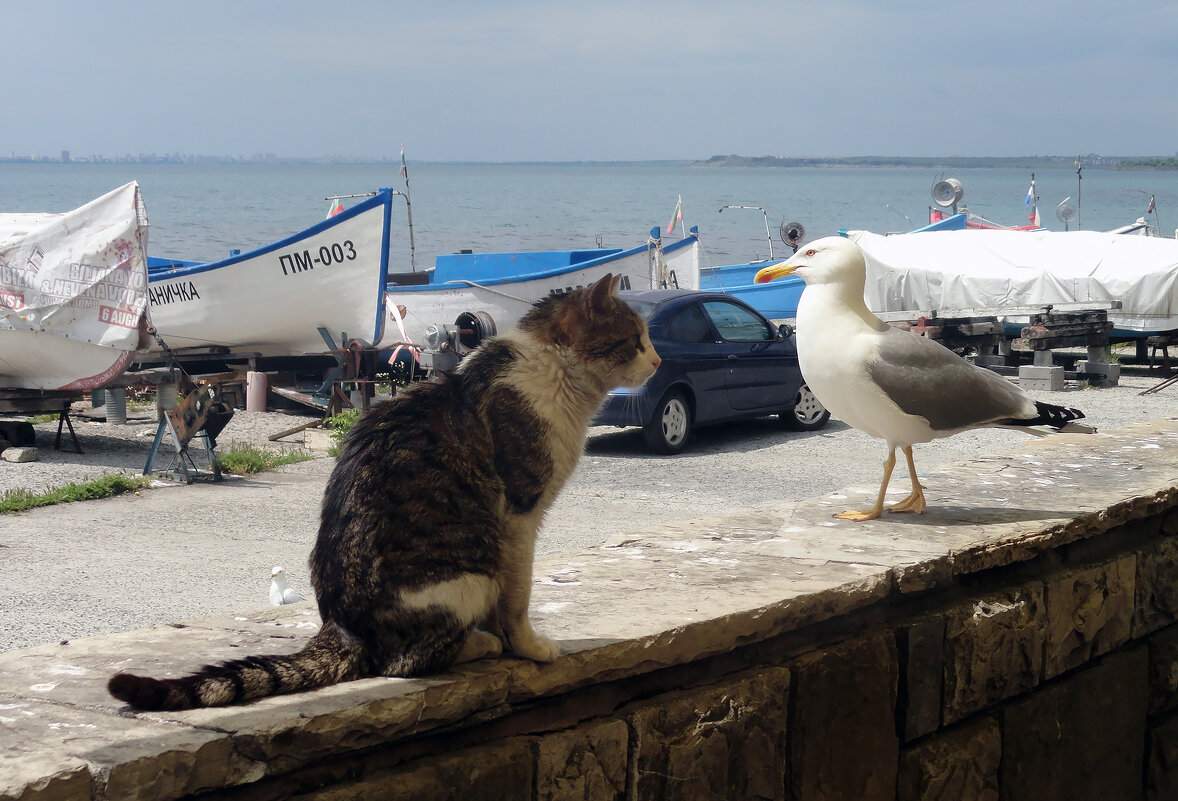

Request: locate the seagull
(754, 236), (1093, 521)
(269, 566), (306, 605)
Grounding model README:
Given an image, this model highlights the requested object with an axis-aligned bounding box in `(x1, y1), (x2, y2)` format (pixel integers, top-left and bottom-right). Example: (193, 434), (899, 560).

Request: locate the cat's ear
(587, 273), (616, 314)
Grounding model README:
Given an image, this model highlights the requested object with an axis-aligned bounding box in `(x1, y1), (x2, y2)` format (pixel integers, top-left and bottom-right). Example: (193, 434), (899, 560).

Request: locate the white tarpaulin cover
(0, 182), (150, 390)
(847, 228), (1178, 333)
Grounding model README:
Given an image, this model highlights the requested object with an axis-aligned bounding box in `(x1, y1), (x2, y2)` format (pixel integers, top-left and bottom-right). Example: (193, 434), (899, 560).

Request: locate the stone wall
(3, 420), (1178, 800)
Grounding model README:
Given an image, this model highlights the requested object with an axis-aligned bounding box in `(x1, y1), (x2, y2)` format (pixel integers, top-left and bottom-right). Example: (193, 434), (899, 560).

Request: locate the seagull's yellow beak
(753, 261), (798, 284)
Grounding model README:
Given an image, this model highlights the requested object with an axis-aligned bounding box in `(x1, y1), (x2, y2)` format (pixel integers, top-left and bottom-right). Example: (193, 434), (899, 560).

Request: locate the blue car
(594, 289), (830, 453)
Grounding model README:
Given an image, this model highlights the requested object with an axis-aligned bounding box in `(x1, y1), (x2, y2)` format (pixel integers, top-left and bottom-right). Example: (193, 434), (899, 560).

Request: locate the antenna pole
(1075, 160), (1083, 231)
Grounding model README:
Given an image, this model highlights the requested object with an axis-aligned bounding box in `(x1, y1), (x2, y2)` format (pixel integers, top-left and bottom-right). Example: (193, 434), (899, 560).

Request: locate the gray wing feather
(867, 328), (1034, 431)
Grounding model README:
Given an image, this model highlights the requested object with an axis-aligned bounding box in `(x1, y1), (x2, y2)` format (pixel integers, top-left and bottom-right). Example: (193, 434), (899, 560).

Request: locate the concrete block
(1, 446), (38, 463)
(1077, 359), (1121, 387)
(1017, 364), (1065, 391)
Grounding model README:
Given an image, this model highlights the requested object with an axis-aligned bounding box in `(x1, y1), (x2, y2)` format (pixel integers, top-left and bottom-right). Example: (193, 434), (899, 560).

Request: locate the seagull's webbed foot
(835, 449), (896, 522)
(885, 487), (927, 514)
(836, 507), (884, 522)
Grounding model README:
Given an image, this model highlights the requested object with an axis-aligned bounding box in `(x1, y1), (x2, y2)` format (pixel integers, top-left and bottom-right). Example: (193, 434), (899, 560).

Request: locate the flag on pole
(1031, 207), (1041, 227)
(667, 195), (684, 235)
(1147, 195), (1156, 214)
(399, 144), (408, 179)
(1025, 180), (1036, 207)
(326, 198), (344, 218)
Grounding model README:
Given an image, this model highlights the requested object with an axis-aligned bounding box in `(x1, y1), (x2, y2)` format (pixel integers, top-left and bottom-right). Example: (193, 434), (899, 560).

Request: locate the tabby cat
(108, 274), (659, 710)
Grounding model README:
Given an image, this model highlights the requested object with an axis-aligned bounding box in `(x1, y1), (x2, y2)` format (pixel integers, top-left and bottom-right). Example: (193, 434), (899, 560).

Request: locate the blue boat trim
(385, 230), (699, 294)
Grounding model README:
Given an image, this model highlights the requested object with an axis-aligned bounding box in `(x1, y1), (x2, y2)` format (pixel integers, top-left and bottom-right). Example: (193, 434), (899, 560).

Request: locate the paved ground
(1, 370), (1174, 652)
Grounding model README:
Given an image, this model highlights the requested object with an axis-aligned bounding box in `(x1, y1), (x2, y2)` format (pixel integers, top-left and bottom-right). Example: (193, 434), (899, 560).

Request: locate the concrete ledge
(3, 420), (1178, 800)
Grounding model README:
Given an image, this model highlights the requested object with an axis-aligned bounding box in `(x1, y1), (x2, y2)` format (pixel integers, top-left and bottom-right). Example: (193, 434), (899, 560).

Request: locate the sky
(5, 1), (1176, 162)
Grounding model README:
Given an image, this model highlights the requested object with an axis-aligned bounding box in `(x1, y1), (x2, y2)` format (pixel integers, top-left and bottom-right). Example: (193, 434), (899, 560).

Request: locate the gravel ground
(0, 369), (1174, 652)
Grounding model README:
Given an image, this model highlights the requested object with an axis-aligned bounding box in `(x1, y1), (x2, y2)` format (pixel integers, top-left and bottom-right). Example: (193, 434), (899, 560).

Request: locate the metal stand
(143, 414), (223, 484)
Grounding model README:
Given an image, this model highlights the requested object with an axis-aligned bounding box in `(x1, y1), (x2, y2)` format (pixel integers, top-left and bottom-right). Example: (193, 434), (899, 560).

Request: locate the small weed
(0, 474), (150, 514)
(324, 408), (363, 457)
(215, 442), (313, 476)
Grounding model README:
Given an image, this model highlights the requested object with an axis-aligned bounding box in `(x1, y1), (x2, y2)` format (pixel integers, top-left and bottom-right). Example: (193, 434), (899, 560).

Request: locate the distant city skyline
(4, 1), (1175, 162)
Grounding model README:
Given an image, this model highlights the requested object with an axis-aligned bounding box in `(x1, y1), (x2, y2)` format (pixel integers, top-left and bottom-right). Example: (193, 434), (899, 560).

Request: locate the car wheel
(643, 390), (692, 454)
(781, 383), (831, 431)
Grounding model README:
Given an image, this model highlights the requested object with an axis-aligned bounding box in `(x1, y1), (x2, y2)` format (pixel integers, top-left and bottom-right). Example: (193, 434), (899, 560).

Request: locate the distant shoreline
(1, 155), (1175, 170)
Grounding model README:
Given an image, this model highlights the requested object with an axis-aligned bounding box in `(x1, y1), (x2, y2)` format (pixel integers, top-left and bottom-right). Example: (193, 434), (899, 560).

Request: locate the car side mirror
(775, 323), (793, 340)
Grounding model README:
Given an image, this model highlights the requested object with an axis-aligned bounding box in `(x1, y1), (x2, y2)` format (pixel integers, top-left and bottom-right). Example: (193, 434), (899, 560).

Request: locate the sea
(2, 161), (1176, 269)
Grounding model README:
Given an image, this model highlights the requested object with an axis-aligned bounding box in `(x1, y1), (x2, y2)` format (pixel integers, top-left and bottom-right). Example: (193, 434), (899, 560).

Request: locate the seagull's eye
(805, 249), (817, 257)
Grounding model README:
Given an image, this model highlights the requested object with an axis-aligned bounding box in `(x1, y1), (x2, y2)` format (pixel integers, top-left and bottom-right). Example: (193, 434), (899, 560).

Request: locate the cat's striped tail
(107, 622), (364, 710)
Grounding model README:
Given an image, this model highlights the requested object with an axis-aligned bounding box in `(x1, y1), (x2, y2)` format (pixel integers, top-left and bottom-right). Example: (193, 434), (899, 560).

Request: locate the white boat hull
(385, 232), (701, 348)
(147, 189), (392, 357)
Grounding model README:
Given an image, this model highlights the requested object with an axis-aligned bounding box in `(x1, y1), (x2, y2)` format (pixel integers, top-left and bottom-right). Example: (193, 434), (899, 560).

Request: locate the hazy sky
(6, 1), (1175, 161)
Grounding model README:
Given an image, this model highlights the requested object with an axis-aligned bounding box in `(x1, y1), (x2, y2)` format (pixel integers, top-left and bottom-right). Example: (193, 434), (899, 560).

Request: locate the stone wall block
(1147, 714), (1178, 800)
(1135, 537), (1178, 637)
(942, 585), (1045, 724)
(312, 739), (533, 801)
(1148, 625), (1178, 716)
(1000, 647), (1148, 801)
(627, 667), (790, 801)
(900, 618), (946, 742)
(1162, 506), (1178, 536)
(896, 717), (1000, 801)
(790, 633), (899, 801)
(536, 720), (627, 801)
(1045, 555), (1135, 678)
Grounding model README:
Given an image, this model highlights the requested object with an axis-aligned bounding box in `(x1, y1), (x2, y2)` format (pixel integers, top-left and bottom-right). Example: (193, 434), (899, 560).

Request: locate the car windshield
(622, 299), (659, 321)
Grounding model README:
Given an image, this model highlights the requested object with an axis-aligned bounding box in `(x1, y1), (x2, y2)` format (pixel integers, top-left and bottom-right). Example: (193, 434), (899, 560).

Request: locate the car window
(622, 299), (659, 322)
(664, 303), (714, 343)
(702, 301), (772, 342)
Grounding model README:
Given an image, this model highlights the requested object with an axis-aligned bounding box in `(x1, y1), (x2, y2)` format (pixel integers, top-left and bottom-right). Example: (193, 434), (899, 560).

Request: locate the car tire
(643, 390), (692, 454)
(781, 383), (831, 431)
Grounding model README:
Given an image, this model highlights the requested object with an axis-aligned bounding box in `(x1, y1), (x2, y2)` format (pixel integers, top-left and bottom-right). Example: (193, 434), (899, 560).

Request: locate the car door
(700, 299), (797, 412)
(655, 299), (730, 423)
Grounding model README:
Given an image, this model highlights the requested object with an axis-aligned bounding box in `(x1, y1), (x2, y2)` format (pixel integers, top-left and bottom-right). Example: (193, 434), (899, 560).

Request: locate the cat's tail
(107, 621), (366, 711)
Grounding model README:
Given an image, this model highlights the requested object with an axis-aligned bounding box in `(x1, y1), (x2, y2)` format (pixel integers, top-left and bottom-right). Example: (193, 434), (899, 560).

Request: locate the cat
(107, 273), (660, 710)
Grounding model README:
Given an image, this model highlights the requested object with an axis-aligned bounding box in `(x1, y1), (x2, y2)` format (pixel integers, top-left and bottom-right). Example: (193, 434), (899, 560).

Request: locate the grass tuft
(215, 442), (314, 476)
(0, 474), (150, 514)
(324, 408), (364, 457)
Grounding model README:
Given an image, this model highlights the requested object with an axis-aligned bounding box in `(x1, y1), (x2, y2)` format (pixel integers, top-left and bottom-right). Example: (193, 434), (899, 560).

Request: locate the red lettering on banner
(99, 305), (138, 329)
(0, 291), (24, 310)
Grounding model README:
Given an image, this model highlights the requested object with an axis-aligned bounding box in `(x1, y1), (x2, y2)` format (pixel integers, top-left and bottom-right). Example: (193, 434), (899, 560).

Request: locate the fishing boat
(146, 187), (395, 360)
(845, 227), (1178, 337)
(0, 182), (151, 391)
(385, 226), (700, 370)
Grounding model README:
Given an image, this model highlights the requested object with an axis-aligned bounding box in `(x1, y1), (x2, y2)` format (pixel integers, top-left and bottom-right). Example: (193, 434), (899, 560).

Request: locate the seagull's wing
(867, 327), (1035, 432)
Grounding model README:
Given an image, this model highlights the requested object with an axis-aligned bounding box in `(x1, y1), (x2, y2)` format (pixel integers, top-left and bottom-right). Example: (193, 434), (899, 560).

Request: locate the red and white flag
(667, 195), (684, 235)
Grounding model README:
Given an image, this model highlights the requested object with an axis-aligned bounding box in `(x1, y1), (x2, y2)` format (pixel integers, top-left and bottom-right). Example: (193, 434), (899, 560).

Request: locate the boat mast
(398, 144), (417, 272)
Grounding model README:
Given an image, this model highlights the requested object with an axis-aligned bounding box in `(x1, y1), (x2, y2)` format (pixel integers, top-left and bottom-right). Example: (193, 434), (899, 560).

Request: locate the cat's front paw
(511, 633), (560, 663)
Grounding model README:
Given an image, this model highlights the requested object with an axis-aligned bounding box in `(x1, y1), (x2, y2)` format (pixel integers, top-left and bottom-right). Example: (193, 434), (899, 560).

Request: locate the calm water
(2, 162), (1176, 267)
